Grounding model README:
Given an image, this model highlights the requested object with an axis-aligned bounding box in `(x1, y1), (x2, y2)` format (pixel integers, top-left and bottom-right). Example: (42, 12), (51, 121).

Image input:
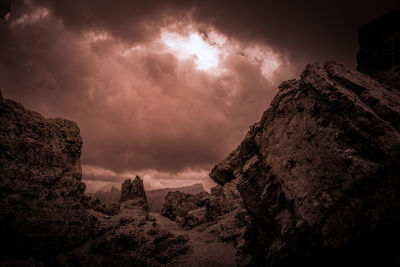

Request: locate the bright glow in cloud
(2, 5), (292, 193)
(161, 31), (221, 70)
(160, 28), (282, 80)
(243, 46), (281, 80)
(11, 7), (49, 26)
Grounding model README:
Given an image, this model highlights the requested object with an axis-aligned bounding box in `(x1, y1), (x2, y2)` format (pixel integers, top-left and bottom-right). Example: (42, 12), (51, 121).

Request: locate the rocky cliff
(0, 93), (189, 265)
(210, 61), (400, 266)
(0, 91), (93, 264)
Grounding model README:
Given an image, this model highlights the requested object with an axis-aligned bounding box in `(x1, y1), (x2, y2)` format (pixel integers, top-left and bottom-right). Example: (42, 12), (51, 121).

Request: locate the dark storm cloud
(0, 3), (277, 179)
(1, 0), (399, 189)
(41, 0), (400, 67)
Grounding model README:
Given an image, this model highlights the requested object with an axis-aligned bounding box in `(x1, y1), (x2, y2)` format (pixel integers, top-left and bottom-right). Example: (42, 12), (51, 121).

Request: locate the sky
(1, 0), (399, 192)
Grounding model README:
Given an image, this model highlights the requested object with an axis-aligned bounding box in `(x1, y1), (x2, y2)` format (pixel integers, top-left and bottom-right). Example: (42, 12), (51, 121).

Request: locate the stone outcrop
(119, 176), (149, 210)
(0, 91), (93, 264)
(161, 191), (209, 229)
(87, 185), (121, 203)
(85, 195), (120, 215)
(0, 93), (189, 265)
(210, 61), (400, 266)
(67, 208), (189, 266)
(148, 183), (206, 211)
(161, 187), (251, 263)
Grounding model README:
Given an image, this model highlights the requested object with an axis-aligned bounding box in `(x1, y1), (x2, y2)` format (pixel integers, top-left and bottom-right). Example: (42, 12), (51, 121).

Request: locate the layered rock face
(120, 176), (149, 210)
(210, 61), (400, 266)
(0, 91), (93, 263)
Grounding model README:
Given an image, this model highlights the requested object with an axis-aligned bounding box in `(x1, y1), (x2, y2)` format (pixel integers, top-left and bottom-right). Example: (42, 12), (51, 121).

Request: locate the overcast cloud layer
(1, 0), (399, 192)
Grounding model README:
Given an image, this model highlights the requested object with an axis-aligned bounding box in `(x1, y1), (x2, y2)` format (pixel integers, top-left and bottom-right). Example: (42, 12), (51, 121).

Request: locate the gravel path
(149, 212), (237, 267)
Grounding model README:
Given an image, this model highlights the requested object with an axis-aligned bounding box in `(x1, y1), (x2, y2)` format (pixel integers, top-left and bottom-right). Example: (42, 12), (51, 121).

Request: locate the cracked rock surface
(210, 61), (400, 266)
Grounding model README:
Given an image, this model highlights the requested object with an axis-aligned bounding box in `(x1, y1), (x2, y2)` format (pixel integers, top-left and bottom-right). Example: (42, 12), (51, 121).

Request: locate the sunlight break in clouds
(161, 30), (221, 71)
(1, 3), (291, 192)
(160, 27), (282, 80)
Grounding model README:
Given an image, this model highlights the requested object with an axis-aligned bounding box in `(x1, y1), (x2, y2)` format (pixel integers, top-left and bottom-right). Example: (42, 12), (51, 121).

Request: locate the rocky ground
(150, 212), (237, 267)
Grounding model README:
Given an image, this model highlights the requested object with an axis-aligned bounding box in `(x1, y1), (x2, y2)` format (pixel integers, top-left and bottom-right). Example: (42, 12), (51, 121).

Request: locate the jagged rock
(87, 185), (121, 203)
(0, 91), (93, 263)
(161, 187), (251, 258)
(147, 183), (206, 212)
(0, 92), (190, 265)
(119, 176), (149, 211)
(210, 61), (400, 266)
(161, 191), (207, 222)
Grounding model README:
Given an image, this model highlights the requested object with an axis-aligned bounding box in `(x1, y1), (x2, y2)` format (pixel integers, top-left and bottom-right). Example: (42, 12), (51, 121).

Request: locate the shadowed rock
(87, 185), (121, 203)
(147, 183), (206, 211)
(119, 176), (149, 210)
(210, 60), (400, 266)
(0, 91), (189, 265)
(0, 90), (93, 263)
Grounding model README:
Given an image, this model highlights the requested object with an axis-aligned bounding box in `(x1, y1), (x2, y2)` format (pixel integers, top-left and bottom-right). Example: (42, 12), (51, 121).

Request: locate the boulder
(147, 183), (206, 212)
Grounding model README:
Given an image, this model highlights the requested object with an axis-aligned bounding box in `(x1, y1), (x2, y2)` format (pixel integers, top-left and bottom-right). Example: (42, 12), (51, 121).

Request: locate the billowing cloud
(0, 1), (292, 191)
(39, 0), (400, 67)
(1, 0), (399, 191)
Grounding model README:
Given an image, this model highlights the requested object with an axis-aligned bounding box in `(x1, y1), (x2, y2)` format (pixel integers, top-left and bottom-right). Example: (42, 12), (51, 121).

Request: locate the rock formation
(148, 183), (206, 211)
(161, 187), (251, 262)
(0, 92), (188, 265)
(209, 60), (400, 266)
(161, 191), (209, 229)
(0, 91), (93, 264)
(119, 176), (149, 210)
(87, 185), (121, 203)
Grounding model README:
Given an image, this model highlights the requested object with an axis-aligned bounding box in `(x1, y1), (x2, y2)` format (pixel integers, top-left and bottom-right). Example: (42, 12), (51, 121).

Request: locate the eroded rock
(210, 61), (400, 266)
(0, 92), (93, 264)
(0, 93), (189, 265)
(119, 176), (149, 211)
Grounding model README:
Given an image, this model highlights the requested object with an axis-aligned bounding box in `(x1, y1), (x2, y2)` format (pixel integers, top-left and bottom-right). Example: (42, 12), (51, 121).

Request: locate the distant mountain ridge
(86, 183), (206, 212)
(86, 185), (120, 203)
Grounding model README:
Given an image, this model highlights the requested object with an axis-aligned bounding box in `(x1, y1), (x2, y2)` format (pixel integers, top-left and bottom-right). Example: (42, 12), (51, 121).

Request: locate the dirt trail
(150, 212), (237, 267)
